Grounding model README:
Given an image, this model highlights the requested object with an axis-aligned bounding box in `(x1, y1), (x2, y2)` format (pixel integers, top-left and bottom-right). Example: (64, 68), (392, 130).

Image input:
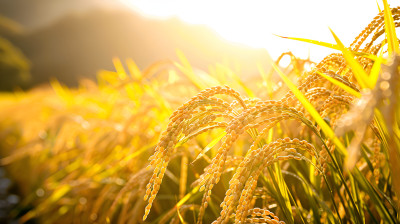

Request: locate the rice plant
(143, 4), (400, 224)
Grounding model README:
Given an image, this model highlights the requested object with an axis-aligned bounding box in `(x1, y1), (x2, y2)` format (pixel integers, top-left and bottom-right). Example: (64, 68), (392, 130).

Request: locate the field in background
(0, 3), (400, 224)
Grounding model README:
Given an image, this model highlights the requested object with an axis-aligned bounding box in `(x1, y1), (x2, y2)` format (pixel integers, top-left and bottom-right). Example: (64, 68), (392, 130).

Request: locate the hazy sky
(121, 0), (400, 61)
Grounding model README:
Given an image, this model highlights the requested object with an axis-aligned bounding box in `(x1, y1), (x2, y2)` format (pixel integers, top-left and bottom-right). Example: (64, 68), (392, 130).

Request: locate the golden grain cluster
(143, 6), (400, 223)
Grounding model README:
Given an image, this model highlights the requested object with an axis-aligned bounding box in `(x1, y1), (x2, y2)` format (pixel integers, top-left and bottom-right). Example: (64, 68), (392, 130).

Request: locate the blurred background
(0, 0), (395, 91)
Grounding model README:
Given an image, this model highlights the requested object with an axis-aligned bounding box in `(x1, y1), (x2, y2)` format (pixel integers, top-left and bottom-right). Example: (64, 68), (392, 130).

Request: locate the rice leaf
(50, 185), (71, 202)
(275, 34), (379, 61)
(176, 203), (187, 224)
(257, 63), (274, 98)
(274, 162), (293, 222)
(369, 44), (385, 87)
(352, 168), (395, 223)
(126, 58), (143, 80)
(382, 0), (400, 56)
(113, 57), (128, 80)
(175, 50), (207, 90)
(177, 186), (200, 207)
(179, 155), (188, 199)
(329, 28), (372, 89)
(225, 66), (256, 98)
(349, 174), (365, 223)
(315, 71), (361, 98)
(191, 131), (226, 164)
(376, 0), (382, 13)
(265, 167), (294, 224)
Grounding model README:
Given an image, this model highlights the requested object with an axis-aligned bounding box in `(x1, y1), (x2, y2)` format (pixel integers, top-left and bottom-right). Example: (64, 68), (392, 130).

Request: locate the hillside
(7, 8), (270, 87)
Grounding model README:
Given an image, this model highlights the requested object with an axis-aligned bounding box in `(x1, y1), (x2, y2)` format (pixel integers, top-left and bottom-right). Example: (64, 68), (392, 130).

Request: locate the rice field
(0, 3), (400, 224)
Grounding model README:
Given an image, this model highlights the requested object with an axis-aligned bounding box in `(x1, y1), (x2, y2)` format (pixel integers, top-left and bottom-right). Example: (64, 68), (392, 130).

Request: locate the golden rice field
(1, 3), (400, 224)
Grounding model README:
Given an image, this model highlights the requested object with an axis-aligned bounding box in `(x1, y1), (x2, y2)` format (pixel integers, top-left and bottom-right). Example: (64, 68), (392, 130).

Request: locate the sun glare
(120, 0), (398, 61)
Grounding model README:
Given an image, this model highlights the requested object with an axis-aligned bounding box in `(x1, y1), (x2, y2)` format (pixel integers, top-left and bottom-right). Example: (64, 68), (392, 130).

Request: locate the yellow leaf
(329, 28), (372, 89)
(275, 34), (379, 61)
(50, 185), (71, 202)
(382, 0), (400, 56)
(175, 50), (207, 90)
(369, 43), (385, 87)
(316, 71), (361, 98)
(112, 57), (127, 80)
(192, 131), (226, 164)
(126, 58), (142, 80)
(376, 0), (382, 13)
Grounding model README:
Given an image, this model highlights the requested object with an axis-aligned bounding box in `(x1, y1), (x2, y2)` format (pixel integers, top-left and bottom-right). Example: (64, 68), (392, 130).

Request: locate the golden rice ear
(144, 85), (248, 221)
(271, 60), (348, 157)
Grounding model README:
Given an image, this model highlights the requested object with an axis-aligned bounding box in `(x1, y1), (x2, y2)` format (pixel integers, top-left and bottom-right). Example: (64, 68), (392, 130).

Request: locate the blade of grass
(274, 162), (293, 223)
(257, 63), (274, 98)
(369, 43), (385, 87)
(376, 0), (382, 13)
(126, 58), (142, 80)
(282, 168), (327, 224)
(175, 50), (207, 90)
(352, 168), (395, 223)
(286, 184), (307, 224)
(349, 173), (365, 223)
(320, 139), (363, 224)
(113, 57), (128, 80)
(315, 71), (361, 98)
(191, 131), (226, 164)
(329, 28), (372, 89)
(222, 65), (256, 98)
(274, 34), (379, 61)
(382, 0), (400, 56)
(264, 168), (294, 224)
(179, 155), (188, 199)
(176, 203), (187, 224)
(177, 186), (200, 207)
(153, 187), (201, 224)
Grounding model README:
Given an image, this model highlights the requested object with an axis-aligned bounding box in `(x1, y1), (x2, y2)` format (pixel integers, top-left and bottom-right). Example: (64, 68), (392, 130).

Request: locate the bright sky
(120, 0), (399, 61)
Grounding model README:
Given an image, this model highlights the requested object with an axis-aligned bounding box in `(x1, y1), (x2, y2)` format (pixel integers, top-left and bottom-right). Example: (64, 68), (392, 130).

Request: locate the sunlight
(120, 0), (398, 61)
(2, 1), (400, 223)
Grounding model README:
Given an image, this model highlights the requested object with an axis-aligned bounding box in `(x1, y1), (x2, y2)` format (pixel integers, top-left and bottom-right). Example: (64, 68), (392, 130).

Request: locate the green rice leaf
(352, 168), (395, 223)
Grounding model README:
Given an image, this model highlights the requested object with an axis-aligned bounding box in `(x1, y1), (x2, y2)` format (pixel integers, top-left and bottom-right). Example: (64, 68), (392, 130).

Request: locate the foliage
(0, 15), (23, 37)
(0, 3), (400, 224)
(0, 36), (30, 91)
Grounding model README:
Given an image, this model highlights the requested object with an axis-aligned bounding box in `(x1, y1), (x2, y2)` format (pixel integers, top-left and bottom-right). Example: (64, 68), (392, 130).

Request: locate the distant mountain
(6, 8), (270, 87)
(0, 0), (120, 29)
